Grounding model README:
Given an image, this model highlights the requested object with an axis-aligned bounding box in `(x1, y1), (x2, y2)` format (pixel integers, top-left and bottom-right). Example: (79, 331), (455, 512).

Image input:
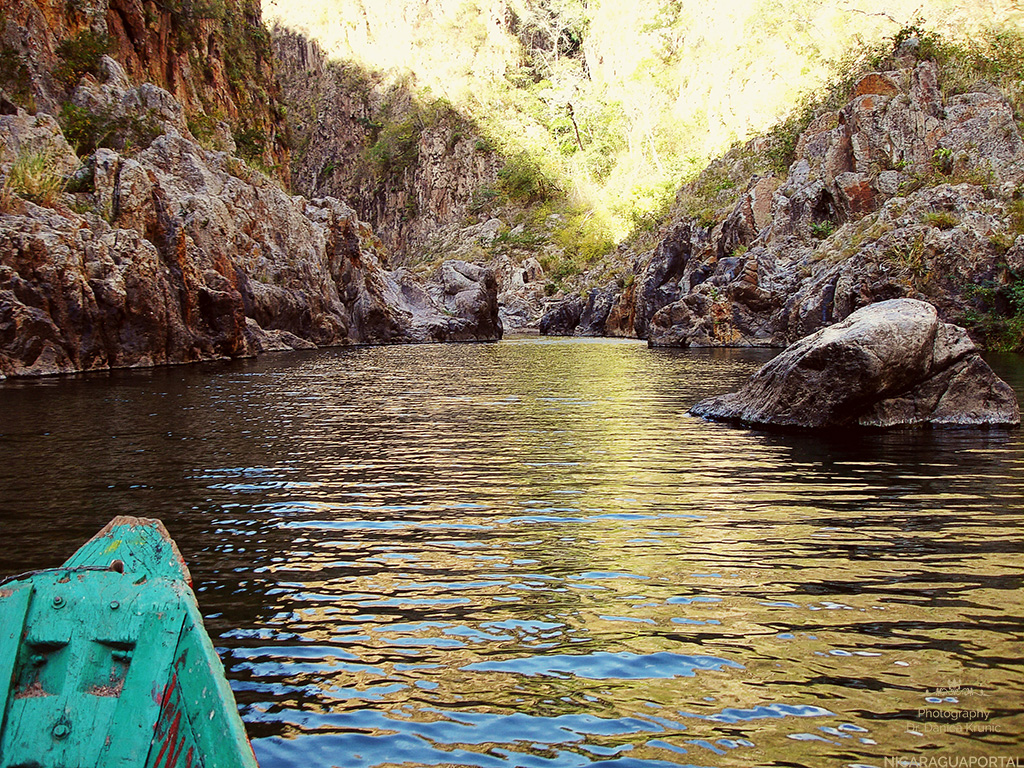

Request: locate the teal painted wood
(0, 517), (258, 768)
(0, 584), (32, 749)
(61, 517), (192, 584)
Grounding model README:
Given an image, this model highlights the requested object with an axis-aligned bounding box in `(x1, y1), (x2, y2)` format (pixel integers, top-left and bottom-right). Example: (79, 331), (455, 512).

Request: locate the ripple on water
(1, 340), (1023, 766)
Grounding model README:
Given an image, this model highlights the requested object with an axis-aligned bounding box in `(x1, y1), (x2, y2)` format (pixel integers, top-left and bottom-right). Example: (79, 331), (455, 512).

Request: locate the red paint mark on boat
(152, 708), (183, 768)
(165, 730), (186, 768)
(155, 670), (180, 706)
(153, 710), (182, 768)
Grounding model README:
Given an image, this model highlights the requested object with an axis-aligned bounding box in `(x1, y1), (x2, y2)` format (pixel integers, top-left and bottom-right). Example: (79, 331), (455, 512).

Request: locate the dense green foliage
(961, 275), (1024, 351)
(54, 30), (112, 86)
(961, 197), (1024, 350)
(59, 103), (164, 157)
(366, 115), (423, 177)
(498, 152), (557, 203)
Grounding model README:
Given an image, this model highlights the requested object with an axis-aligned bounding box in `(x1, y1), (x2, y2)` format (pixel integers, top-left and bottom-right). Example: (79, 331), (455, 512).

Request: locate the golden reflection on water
(1, 339), (1023, 767)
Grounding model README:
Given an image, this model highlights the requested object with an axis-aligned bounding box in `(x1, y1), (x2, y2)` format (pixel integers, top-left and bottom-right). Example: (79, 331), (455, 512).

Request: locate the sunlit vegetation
(265, 0), (1018, 253)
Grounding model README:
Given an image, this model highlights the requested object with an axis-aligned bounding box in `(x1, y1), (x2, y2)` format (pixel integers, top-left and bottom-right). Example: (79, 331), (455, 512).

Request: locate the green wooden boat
(0, 516), (258, 768)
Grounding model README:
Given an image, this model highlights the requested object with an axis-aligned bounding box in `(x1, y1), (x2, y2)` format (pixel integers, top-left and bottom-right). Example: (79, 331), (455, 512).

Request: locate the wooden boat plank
(101, 599), (187, 768)
(142, 595), (257, 768)
(1, 572), (171, 765)
(62, 516), (191, 585)
(0, 584), (32, 744)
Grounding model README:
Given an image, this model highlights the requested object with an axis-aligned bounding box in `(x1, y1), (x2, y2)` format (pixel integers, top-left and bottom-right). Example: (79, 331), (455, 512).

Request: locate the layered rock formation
(272, 29), (503, 263)
(690, 299), (1020, 429)
(0, 0), (288, 171)
(0, 60), (500, 379)
(541, 56), (1024, 348)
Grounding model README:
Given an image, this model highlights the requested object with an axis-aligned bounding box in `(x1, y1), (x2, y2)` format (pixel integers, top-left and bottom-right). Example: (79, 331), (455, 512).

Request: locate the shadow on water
(2, 338), (1023, 767)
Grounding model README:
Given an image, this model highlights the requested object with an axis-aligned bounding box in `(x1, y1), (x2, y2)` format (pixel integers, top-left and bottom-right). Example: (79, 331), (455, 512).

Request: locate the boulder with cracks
(690, 299), (1020, 429)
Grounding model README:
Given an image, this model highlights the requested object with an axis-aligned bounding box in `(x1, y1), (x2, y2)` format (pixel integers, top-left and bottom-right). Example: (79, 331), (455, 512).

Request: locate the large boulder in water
(423, 260), (503, 342)
(539, 296), (584, 336)
(690, 299), (1020, 429)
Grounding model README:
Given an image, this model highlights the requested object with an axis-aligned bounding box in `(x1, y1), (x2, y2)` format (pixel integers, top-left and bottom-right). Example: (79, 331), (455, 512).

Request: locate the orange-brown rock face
(1, 0), (288, 175)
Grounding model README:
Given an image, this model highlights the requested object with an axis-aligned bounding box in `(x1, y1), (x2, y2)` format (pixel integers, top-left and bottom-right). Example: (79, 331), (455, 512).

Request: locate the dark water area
(2, 338), (1023, 768)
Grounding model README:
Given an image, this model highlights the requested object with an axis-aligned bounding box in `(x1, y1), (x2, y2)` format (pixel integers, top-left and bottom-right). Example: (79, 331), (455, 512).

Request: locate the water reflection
(1, 339), (1023, 767)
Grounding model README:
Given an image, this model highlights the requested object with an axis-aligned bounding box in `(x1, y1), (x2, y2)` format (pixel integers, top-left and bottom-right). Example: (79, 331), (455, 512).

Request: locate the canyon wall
(545, 54), (1024, 351)
(0, 2), (501, 379)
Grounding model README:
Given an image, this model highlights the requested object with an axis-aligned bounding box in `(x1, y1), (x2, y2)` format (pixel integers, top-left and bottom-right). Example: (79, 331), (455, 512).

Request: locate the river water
(1, 338), (1023, 768)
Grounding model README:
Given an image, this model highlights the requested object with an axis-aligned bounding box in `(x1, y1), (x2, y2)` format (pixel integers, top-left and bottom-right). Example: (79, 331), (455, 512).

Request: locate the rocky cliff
(271, 28), (504, 264)
(1, 0), (289, 172)
(0, 47), (500, 379)
(542, 50), (1024, 351)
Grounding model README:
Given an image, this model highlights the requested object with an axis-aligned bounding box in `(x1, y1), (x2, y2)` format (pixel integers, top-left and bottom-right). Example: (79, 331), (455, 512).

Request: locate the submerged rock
(690, 299), (1020, 429)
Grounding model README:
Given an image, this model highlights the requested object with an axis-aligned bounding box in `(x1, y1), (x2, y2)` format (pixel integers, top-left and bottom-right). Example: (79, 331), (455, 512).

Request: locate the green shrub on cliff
(366, 115), (422, 177)
(921, 210), (959, 230)
(960, 277), (1024, 352)
(232, 124), (266, 162)
(59, 103), (164, 157)
(1009, 198), (1024, 236)
(0, 20), (32, 111)
(54, 30), (112, 86)
(353, 89), (476, 183)
(60, 103), (106, 154)
(498, 151), (558, 204)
